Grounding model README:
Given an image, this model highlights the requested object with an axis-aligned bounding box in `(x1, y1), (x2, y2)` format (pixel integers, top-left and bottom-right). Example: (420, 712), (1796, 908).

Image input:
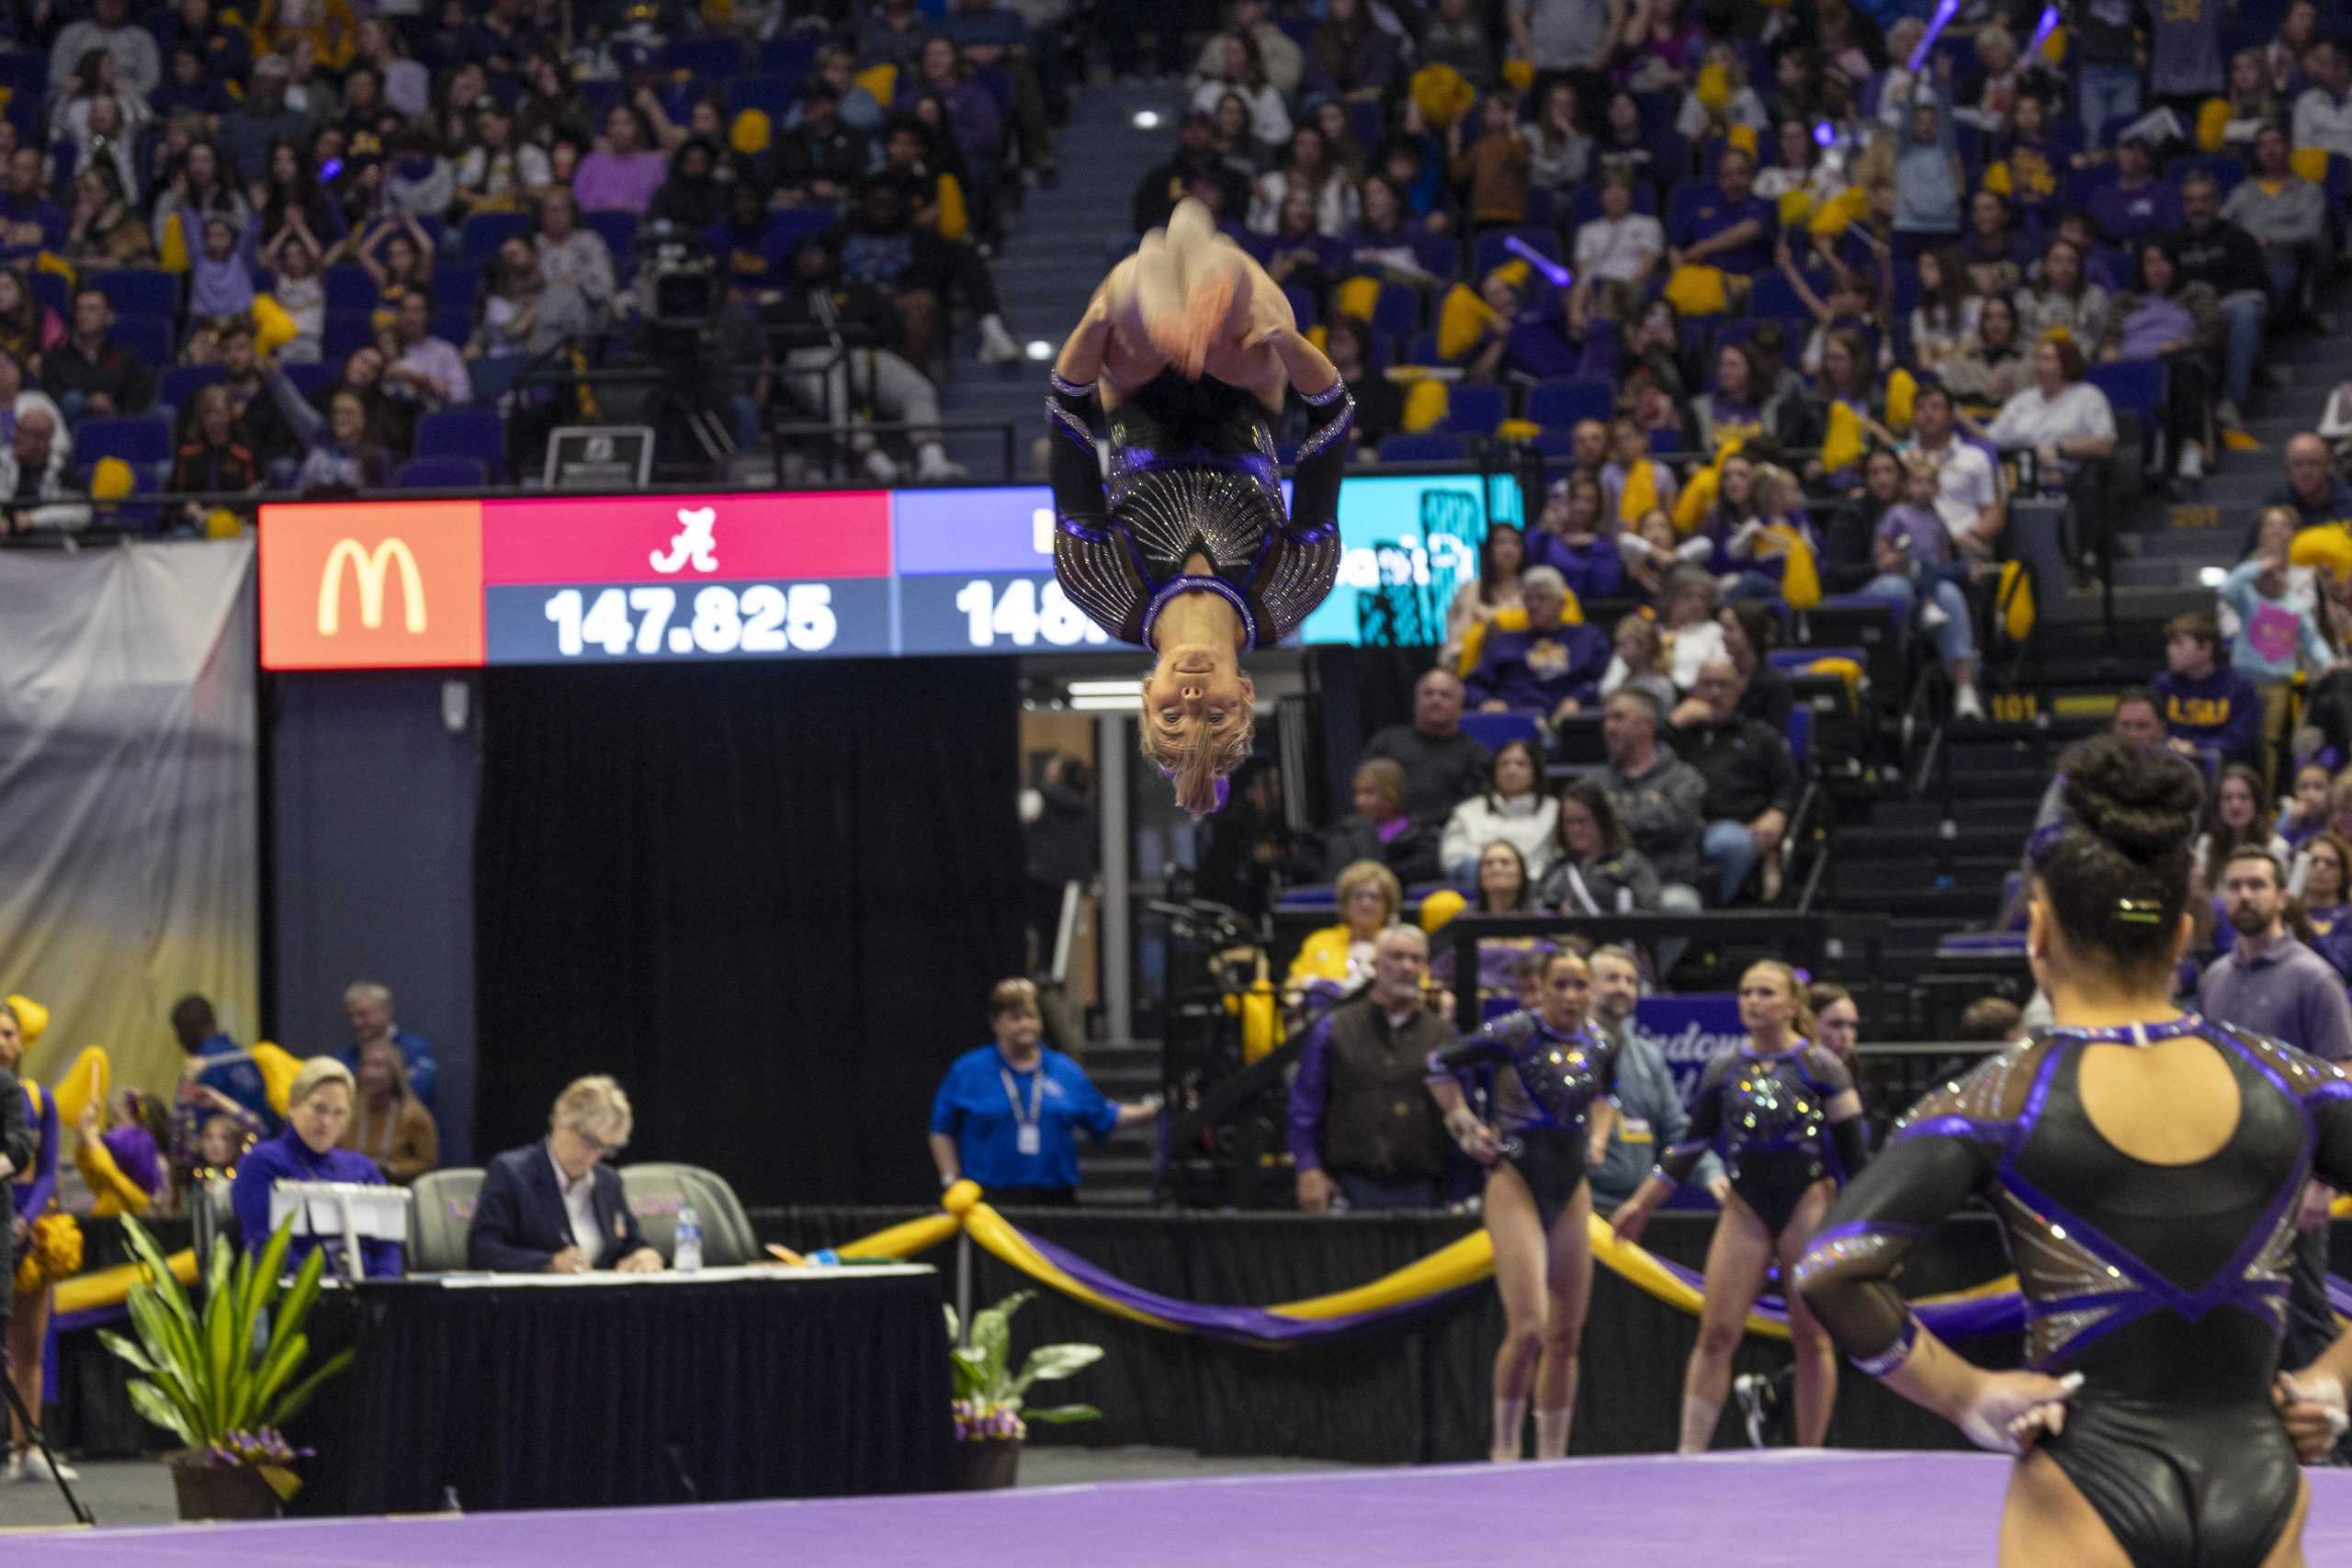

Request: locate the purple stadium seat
(459, 212), (530, 263)
(75, 414), (173, 471)
(158, 363), (226, 414)
(416, 408), (504, 477)
(1524, 378), (1613, 429)
(1379, 432), (1468, 462)
(1439, 383), (1506, 434)
(88, 269), (178, 322)
(394, 456), (489, 489)
(1460, 711), (1544, 751)
(109, 313), (173, 374)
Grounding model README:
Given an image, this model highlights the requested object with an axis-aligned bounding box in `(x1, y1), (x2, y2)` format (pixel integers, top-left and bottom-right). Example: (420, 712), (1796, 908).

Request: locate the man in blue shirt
(336, 981), (438, 1111)
(1668, 146), (1774, 276)
(171, 993), (277, 1133)
(929, 978), (1159, 1203)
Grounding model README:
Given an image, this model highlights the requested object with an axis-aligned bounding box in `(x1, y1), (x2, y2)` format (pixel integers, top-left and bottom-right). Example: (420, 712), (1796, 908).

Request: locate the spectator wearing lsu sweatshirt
(1462, 566), (1612, 727)
(2154, 608), (2264, 768)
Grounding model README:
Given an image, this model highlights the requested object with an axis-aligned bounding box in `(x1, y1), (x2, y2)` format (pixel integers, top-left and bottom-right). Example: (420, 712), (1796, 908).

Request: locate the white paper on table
(424, 1262), (938, 1288)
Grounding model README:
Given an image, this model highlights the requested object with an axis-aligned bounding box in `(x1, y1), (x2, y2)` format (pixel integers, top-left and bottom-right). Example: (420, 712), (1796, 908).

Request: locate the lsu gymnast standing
(1049, 197), (1351, 813)
(1424, 949), (1615, 1461)
(1610, 960), (1869, 1451)
(1800, 733), (2352, 1566)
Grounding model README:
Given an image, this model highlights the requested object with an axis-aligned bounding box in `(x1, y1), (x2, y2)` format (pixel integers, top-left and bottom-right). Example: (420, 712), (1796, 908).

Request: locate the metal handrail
(1434, 910), (1885, 1031)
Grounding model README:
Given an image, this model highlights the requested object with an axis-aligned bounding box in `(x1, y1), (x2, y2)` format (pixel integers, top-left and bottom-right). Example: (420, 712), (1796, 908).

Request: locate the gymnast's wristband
(1850, 1313), (1923, 1378)
(1049, 371), (1095, 399)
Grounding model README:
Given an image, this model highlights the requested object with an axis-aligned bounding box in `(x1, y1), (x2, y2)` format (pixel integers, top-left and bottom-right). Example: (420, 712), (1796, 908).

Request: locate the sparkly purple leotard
(1797, 1016), (2352, 1567)
(1655, 1043), (1867, 1237)
(1429, 1010), (1620, 1229)
(1046, 368), (1351, 648)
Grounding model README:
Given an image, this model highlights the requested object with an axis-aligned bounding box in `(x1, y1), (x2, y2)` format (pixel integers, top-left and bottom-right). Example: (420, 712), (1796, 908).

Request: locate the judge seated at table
(231, 1057), (405, 1279)
(468, 1075), (663, 1274)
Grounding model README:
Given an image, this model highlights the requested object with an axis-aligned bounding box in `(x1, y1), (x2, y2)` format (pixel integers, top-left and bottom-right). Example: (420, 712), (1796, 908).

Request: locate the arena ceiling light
(2198, 567), (2227, 587)
(1025, 340), (1054, 361)
(1068, 680), (1144, 697)
(1069, 693), (1143, 711)
(1133, 109), (1161, 130)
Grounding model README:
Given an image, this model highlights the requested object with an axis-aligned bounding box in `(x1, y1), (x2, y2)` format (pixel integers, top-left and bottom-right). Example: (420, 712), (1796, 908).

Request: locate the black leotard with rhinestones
(1046, 369), (1351, 649)
(1655, 1043), (1867, 1237)
(1797, 1018), (2352, 1567)
(1428, 1010), (1618, 1230)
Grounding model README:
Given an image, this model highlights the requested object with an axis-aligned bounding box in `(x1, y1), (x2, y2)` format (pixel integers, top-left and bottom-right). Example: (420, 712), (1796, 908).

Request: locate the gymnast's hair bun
(2057, 734), (2205, 864)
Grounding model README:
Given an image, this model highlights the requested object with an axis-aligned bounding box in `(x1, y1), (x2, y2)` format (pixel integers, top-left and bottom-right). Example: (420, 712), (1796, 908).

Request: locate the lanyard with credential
(1001, 1066), (1045, 1157)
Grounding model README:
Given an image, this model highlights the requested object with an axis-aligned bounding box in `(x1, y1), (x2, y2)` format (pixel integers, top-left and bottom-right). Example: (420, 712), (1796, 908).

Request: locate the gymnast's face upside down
(1140, 640), (1254, 808)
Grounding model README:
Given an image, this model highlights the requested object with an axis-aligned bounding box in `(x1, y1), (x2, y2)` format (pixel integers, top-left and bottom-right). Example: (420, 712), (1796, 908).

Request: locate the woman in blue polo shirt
(928, 979), (1160, 1205)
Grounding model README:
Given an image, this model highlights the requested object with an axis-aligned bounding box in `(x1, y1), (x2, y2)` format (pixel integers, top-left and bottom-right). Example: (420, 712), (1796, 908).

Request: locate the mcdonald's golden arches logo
(319, 536), (428, 635)
(260, 501), (484, 671)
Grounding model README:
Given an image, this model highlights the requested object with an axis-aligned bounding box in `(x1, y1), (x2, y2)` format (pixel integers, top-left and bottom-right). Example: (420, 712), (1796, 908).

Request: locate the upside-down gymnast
(1424, 948), (1615, 1461)
(1610, 959), (1869, 1451)
(1798, 732), (2352, 1567)
(1048, 197), (1352, 813)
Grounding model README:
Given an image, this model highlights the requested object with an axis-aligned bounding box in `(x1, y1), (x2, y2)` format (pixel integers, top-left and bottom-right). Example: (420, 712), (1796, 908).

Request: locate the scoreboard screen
(259, 474), (1511, 671)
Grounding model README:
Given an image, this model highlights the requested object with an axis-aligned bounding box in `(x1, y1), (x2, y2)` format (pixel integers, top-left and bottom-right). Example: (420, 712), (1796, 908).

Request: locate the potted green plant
(97, 1213), (355, 1520)
(944, 1290), (1103, 1490)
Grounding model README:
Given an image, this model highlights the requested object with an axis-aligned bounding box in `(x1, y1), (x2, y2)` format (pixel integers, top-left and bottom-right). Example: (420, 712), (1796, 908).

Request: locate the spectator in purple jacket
(572, 103), (668, 214)
(901, 36), (1002, 165)
(2089, 130), (2183, 247)
(1287, 925), (1453, 1213)
(1464, 566), (1612, 725)
(1530, 471), (1623, 600)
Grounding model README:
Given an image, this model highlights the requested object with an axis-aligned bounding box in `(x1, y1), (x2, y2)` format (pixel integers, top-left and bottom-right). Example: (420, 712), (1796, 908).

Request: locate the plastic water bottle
(673, 1202), (703, 1273)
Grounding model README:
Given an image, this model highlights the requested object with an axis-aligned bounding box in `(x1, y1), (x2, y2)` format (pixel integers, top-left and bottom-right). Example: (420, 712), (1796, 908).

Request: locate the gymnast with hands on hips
(1798, 732), (2352, 1567)
(1609, 959), (1868, 1452)
(1424, 948), (1615, 1462)
(1048, 197), (1352, 814)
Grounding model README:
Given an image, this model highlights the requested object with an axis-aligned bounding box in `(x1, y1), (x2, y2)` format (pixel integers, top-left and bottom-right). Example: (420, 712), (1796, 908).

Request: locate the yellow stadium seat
(1401, 378), (1450, 434)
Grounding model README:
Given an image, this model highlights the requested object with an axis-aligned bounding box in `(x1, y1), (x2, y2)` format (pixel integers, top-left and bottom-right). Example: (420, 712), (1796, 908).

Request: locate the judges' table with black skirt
(286, 1263), (953, 1515)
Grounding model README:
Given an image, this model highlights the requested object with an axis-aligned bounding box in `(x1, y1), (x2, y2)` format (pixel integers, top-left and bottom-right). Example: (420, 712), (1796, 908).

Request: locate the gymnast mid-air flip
(1047, 198), (1352, 813)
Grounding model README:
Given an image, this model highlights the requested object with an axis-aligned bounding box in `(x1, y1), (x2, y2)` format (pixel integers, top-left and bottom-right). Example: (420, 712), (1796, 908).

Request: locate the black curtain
(475, 659), (1026, 1204)
(1307, 645), (1439, 825)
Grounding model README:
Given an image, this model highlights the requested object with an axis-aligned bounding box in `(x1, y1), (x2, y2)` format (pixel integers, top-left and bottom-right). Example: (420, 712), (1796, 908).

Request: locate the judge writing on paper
(468, 1075), (663, 1274)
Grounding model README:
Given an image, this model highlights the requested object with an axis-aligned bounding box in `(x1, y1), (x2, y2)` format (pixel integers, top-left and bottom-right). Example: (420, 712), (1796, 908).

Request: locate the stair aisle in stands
(933, 89), (1183, 476)
(2104, 279), (2352, 604)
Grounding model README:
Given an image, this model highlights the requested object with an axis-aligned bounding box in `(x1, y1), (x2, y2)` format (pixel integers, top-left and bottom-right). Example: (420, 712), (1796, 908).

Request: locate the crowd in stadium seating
(0, 0), (1088, 526)
(1122, 0), (2352, 745)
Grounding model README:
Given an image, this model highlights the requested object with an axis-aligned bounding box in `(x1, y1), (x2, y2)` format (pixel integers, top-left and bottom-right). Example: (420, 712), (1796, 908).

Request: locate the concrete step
(1836, 823), (2032, 858)
(2042, 584), (2210, 624)
(2123, 526), (2240, 560)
